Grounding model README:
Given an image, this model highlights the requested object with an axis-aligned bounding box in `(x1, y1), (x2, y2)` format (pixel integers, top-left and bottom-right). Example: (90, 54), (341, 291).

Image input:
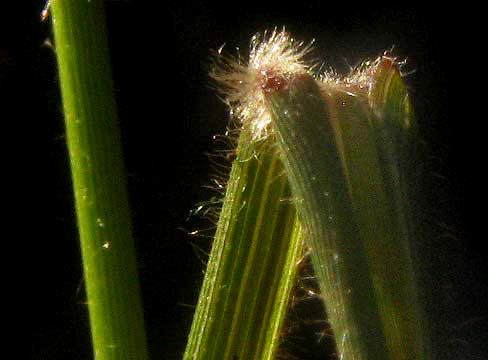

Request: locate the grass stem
(51, 1), (148, 358)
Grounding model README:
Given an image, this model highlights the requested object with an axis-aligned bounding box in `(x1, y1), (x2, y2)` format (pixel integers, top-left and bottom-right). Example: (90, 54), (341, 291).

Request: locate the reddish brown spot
(259, 69), (288, 93)
(263, 76), (285, 91)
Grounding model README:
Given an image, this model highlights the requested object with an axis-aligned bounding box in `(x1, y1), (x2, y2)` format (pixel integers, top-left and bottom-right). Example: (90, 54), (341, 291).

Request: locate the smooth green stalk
(184, 125), (303, 360)
(51, 1), (148, 359)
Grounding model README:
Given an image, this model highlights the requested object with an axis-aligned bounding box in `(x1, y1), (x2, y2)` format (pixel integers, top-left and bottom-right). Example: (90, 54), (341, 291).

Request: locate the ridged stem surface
(51, 1), (148, 359)
(184, 126), (303, 360)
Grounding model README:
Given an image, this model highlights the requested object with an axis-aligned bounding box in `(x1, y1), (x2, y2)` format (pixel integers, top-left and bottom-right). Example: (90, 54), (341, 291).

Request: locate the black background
(3, 1), (486, 359)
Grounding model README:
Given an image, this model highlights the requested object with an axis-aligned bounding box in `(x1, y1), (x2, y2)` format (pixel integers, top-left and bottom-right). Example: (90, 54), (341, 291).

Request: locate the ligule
(186, 29), (429, 360)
